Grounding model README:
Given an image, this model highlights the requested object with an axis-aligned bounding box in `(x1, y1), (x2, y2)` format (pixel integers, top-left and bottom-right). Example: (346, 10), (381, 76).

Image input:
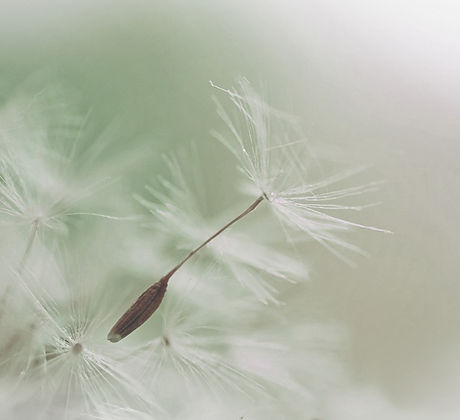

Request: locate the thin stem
(167, 194), (265, 277)
(18, 220), (39, 274)
(0, 220), (39, 323)
(108, 195), (265, 342)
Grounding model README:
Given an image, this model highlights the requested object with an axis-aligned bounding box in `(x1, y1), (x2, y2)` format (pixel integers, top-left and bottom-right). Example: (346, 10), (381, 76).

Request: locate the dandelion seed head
(0, 81), (141, 240)
(4, 254), (160, 419)
(135, 294), (269, 404)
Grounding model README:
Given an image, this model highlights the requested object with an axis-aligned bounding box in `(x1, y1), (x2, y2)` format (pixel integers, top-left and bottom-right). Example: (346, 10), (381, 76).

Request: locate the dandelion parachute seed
(110, 80), (389, 341)
(108, 195), (265, 342)
(137, 151), (305, 304)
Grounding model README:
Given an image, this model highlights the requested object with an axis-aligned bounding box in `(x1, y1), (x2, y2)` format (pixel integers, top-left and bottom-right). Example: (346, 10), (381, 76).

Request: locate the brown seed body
(107, 275), (170, 342)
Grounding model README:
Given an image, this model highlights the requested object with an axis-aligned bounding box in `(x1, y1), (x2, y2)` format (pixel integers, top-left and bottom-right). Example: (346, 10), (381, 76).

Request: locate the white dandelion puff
(210, 78), (391, 262)
(5, 259), (159, 419)
(0, 82), (141, 272)
(131, 281), (344, 420)
(134, 293), (277, 402)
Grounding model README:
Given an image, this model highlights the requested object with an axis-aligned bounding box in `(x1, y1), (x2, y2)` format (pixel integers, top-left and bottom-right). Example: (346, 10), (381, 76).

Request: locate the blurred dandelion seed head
(0, 75), (385, 419)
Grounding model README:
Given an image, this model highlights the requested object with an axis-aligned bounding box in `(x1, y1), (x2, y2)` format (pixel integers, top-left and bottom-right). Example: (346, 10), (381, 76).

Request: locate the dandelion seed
(110, 79), (389, 341)
(136, 151), (306, 304)
(108, 194), (265, 342)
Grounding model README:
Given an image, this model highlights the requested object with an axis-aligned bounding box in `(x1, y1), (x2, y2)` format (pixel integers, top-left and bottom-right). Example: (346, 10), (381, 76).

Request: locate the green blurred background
(1, 0), (459, 416)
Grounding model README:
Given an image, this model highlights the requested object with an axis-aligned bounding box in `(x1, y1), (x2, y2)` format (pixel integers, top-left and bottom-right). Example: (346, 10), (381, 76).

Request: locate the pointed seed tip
(107, 332), (122, 343)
